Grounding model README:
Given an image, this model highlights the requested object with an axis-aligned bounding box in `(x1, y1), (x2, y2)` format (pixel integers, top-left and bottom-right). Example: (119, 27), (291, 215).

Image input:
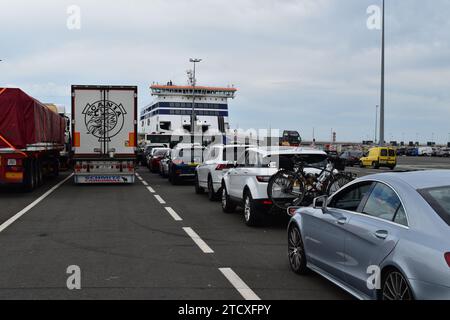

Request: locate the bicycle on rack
(267, 155), (355, 210)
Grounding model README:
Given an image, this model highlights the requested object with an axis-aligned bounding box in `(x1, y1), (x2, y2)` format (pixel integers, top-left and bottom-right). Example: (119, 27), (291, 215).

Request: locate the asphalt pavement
(0, 156), (449, 300)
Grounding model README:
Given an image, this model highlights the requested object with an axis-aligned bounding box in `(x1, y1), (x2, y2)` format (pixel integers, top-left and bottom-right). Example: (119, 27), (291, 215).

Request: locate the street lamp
(379, 0), (386, 146)
(189, 58), (202, 136)
(375, 105), (379, 144)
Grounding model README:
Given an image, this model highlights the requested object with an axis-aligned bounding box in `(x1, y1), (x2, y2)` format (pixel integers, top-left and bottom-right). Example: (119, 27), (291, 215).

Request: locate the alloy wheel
(288, 227), (304, 272)
(382, 271), (413, 300)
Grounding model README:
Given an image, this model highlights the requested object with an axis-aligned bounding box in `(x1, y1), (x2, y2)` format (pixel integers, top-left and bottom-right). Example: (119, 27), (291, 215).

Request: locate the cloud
(0, 0), (449, 143)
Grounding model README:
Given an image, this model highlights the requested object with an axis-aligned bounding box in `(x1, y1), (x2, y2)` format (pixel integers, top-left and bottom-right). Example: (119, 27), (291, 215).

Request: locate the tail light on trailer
(445, 253), (450, 268)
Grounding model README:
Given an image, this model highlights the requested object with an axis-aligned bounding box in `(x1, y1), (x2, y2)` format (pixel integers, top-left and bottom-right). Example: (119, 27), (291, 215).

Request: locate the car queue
(140, 141), (450, 300)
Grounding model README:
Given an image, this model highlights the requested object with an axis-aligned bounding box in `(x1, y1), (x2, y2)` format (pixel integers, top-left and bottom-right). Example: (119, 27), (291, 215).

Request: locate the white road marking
(154, 195), (166, 204)
(137, 176), (143, 181)
(164, 207), (183, 221)
(183, 227), (214, 254)
(0, 174), (74, 234)
(142, 180), (148, 186)
(219, 268), (261, 301)
(147, 186), (155, 193)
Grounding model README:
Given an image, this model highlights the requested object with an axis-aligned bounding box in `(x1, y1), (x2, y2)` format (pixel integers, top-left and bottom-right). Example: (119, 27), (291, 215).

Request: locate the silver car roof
(362, 170), (450, 190)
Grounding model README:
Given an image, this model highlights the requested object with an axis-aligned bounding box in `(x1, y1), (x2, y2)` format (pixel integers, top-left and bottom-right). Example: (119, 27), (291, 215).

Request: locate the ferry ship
(140, 81), (237, 143)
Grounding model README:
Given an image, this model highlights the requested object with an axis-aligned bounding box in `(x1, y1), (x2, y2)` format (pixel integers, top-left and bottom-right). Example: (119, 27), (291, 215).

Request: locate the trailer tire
(23, 159), (36, 192)
(36, 160), (44, 186)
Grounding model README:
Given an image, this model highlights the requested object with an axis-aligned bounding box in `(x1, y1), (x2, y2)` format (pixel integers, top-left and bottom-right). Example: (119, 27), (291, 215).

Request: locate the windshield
(419, 186), (450, 226)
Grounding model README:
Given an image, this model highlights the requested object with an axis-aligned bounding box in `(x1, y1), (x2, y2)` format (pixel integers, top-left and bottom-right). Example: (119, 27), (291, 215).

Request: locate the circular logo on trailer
(82, 100), (127, 142)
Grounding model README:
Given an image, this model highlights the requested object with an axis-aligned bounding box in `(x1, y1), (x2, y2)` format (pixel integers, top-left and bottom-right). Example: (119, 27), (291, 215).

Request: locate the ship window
(147, 119), (150, 126)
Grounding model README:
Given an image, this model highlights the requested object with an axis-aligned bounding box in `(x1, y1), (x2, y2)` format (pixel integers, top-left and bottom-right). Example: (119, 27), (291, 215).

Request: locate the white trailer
(72, 85), (137, 184)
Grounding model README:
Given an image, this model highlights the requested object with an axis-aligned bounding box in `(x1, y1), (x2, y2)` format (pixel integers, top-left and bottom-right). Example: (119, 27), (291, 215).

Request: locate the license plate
(5, 172), (23, 180)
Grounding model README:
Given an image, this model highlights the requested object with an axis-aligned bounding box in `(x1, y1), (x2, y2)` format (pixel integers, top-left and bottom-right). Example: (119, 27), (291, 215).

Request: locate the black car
(339, 150), (363, 167)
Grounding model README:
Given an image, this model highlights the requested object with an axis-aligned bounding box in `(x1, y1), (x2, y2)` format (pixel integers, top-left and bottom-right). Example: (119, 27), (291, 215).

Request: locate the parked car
(418, 147), (433, 157)
(148, 148), (170, 173)
(360, 147), (396, 170)
(143, 144), (168, 166)
(396, 147), (407, 156)
(221, 146), (328, 226)
(406, 147), (419, 157)
(159, 150), (171, 178)
(340, 150), (364, 167)
(168, 144), (205, 185)
(195, 144), (252, 201)
(287, 170), (450, 300)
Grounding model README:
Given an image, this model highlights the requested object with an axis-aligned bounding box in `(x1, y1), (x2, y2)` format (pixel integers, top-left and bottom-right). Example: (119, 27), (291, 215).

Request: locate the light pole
(379, 0), (386, 146)
(189, 58), (202, 136)
(375, 105), (379, 144)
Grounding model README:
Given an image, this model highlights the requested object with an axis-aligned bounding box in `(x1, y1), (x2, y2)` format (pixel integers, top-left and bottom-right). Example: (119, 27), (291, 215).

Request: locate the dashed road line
(142, 180), (149, 186)
(154, 194), (166, 204)
(219, 268), (261, 301)
(147, 186), (155, 193)
(0, 174), (74, 234)
(164, 207), (183, 221)
(183, 227), (214, 254)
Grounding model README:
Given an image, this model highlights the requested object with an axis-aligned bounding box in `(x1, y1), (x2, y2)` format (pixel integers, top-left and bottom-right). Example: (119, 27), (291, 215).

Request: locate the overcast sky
(1, 0), (449, 143)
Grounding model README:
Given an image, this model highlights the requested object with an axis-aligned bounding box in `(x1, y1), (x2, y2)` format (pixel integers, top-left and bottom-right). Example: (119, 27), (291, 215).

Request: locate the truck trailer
(0, 88), (66, 191)
(71, 85), (137, 184)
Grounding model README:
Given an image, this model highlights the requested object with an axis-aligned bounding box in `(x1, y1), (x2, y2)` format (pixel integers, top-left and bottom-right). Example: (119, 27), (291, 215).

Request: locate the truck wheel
(243, 191), (264, 227)
(36, 161), (44, 186)
(23, 159), (36, 192)
(372, 162), (380, 169)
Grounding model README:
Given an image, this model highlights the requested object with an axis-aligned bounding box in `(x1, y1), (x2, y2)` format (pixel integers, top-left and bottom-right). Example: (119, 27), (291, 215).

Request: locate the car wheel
(195, 174), (204, 194)
(372, 162), (380, 169)
(170, 170), (179, 185)
(243, 191), (263, 227)
(288, 225), (308, 275)
(221, 185), (236, 213)
(381, 270), (413, 300)
(207, 176), (219, 201)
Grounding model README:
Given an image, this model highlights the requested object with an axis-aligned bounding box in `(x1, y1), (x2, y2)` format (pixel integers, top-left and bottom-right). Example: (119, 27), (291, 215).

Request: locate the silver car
(288, 170), (450, 300)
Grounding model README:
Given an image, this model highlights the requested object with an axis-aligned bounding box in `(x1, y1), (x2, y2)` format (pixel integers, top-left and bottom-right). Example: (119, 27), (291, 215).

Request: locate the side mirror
(313, 195), (328, 213)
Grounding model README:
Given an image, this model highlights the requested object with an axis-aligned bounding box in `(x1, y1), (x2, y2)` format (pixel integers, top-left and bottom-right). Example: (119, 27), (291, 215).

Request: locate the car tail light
(287, 207), (300, 216)
(445, 253), (450, 268)
(216, 164), (228, 171)
(256, 176), (271, 183)
(262, 200), (273, 205)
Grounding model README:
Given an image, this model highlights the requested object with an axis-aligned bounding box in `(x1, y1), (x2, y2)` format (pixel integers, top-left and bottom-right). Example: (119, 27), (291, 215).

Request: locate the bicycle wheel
(327, 173), (353, 195)
(268, 170), (305, 210)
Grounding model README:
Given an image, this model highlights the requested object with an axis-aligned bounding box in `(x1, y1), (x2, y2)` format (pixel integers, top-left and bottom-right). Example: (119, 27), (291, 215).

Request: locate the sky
(1, 0), (449, 143)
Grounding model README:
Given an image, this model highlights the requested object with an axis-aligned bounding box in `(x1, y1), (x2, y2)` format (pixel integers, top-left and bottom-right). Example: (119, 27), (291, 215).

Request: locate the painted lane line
(219, 268), (261, 301)
(164, 207), (183, 221)
(0, 174), (74, 234)
(154, 195), (166, 204)
(183, 227), (214, 254)
(146, 186), (155, 193)
(142, 180), (148, 186)
(137, 176), (143, 181)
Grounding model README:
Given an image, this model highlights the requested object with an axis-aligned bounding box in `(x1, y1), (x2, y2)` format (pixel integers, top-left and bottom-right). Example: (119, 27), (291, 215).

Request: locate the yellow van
(360, 147), (397, 170)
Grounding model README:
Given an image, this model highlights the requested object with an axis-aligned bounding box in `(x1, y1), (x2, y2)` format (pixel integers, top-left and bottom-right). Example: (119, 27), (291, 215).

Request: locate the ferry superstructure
(140, 83), (237, 137)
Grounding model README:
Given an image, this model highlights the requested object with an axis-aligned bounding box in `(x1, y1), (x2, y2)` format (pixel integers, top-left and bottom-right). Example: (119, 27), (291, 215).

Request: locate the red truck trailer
(0, 88), (66, 191)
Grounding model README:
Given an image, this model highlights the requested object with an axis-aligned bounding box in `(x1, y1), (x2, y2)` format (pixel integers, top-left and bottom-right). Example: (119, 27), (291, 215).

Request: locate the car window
(419, 186), (450, 226)
(362, 183), (406, 223)
(329, 182), (373, 212)
(389, 149), (395, 157)
(380, 149), (388, 157)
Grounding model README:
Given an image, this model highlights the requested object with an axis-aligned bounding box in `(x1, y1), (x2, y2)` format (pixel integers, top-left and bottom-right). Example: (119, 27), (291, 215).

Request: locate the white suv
(221, 146), (328, 226)
(195, 144), (251, 201)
